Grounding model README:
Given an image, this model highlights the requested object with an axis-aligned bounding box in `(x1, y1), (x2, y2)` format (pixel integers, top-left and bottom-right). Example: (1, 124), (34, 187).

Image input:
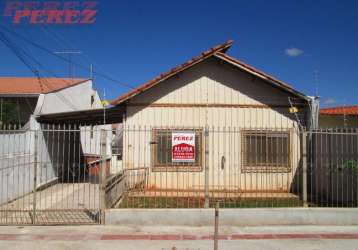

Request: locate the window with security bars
(242, 130), (290, 172)
(152, 129), (202, 171)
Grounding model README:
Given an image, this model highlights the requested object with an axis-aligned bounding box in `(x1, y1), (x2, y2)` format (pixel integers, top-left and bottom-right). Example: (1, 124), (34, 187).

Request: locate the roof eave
(0, 93), (40, 97)
(214, 53), (310, 102)
(111, 40), (234, 105)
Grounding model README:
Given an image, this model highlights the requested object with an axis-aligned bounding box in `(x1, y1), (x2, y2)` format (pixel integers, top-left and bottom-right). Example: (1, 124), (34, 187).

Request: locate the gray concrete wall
(106, 208), (358, 226)
(0, 117), (58, 205)
(0, 127), (35, 204)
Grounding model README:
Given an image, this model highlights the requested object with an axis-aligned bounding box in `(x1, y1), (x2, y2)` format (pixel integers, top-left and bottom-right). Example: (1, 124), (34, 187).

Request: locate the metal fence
(118, 126), (304, 208)
(0, 124), (120, 225)
(0, 124), (357, 225)
(308, 129), (358, 207)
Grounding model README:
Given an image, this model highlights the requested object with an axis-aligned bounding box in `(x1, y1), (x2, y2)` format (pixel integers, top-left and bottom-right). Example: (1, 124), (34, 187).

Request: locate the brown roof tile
(111, 40), (308, 105)
(111, 40), (234, 105)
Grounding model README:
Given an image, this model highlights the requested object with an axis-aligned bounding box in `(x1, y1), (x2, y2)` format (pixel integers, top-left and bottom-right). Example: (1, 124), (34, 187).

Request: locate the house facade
(111, 40), (317, 194)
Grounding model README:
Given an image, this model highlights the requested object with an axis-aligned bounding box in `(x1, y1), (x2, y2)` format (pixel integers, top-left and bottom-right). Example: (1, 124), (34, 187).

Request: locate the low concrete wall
(106, 208), (358, 226)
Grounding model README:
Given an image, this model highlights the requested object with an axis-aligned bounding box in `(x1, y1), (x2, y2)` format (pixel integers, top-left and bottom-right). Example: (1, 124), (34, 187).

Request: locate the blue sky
(0, 0), (357, 106)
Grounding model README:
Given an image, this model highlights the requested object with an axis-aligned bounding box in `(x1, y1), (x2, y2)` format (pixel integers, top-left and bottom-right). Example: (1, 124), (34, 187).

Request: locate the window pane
(155, 130), (201, 167)
(244, 131), (289, 168)
(246, 134), (266, 165)
(267, 134), (288, 165)
(156, 132), (171, 165)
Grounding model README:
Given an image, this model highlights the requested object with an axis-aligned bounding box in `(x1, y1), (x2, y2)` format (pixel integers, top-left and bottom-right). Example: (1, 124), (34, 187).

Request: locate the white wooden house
(111, 40), (318, 196)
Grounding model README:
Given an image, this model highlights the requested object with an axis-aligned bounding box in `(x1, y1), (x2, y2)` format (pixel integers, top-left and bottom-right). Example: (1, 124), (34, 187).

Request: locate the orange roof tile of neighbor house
(0, 77), (89, 95)
(111, 40), (308, 105)
(320, 106), (358, 116)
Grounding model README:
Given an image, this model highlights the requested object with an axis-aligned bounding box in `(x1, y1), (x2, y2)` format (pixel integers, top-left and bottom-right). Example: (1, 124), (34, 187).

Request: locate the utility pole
(0, 98), (3, 126)
(54, 50), (82, 78)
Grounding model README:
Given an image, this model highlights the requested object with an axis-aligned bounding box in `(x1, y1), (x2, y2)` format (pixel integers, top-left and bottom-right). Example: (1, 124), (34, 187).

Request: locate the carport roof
(36, 105), (125, 124)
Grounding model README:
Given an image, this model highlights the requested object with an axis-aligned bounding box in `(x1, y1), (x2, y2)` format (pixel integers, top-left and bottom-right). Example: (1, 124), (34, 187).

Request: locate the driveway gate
(0, 125), (103, 225)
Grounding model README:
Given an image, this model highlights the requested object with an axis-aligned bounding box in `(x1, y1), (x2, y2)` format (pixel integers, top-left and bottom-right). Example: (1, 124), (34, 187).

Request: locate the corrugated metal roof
(36, 105), (125, 124)
(111, 40), (309, 105)
(0, 77), (89, 95)
(320, 106), (358, 116)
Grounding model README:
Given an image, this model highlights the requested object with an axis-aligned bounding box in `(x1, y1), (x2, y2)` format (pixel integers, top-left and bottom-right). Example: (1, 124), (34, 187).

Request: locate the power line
(42, 26), (123, 84)
(0, 30), (78, 110)
(0, 24), (135, 90)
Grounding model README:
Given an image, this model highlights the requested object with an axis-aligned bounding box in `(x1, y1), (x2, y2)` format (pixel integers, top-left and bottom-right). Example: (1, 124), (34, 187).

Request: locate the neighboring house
(110, 40), (318, 194)
(320, 106), (358, 128)
(0, 77), (102, 126)
(0, 77), (105, 204)
(0, 77), (106, 162)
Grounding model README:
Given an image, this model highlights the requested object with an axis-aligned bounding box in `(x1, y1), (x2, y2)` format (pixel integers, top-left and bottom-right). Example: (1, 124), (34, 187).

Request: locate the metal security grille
(118, 126), (358, 208)
(119, 126), (303, 208)
(0, 125), (107, 225)
(1, 124), (357, 225)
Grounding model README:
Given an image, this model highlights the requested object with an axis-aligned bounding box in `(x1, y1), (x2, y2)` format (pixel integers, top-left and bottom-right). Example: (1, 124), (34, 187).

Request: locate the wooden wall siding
(122, 58), (306, 192)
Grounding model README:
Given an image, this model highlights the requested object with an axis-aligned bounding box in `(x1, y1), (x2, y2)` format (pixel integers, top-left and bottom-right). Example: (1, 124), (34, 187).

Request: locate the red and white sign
(172, 132), (195, 162)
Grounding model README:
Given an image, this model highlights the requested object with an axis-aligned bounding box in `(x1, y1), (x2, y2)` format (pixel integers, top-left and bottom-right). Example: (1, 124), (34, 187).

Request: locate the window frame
(151, 128), (203, 172)
(241, 130), (292, 173)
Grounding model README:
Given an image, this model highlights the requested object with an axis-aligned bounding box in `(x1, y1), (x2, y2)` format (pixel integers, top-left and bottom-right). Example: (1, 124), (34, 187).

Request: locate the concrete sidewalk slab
(1, 225), (358, 238)
(1, 226), (358, 250)
(106, 208), (358, 226)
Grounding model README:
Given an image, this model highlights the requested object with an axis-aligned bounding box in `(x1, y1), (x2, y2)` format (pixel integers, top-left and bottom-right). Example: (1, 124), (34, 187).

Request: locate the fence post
(214, 201), (219, 250)
(32, 129), (38, 224)
(100, 129), (107, 224)
(204, 127), (210, 208)
(302, 131), (308, 207)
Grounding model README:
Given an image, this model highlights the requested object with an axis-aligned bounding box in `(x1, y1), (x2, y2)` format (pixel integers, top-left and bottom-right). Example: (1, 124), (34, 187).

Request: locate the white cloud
(324, 98), (337, 105)
(285, 48), (304, 57)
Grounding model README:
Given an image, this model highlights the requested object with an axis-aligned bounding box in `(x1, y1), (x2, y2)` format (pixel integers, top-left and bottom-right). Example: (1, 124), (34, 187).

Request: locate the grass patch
(117, 196), (302, 208)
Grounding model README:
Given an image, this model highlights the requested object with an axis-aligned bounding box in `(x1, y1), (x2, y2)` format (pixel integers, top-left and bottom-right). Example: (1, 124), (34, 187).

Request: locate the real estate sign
(172, 132), (195, 162)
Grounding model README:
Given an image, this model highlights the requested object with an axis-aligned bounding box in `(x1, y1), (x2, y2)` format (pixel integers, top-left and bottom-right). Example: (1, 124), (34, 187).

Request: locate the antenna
(54, 50), (82, 78)
(314, 69), (319, 97)
(103, 88), (106, 125)
(90, 64), (93, 79)
(343, 100), (348, 128)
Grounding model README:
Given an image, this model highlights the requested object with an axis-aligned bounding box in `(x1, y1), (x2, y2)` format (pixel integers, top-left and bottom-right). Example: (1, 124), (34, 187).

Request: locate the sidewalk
(1, 225), (358, 249)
